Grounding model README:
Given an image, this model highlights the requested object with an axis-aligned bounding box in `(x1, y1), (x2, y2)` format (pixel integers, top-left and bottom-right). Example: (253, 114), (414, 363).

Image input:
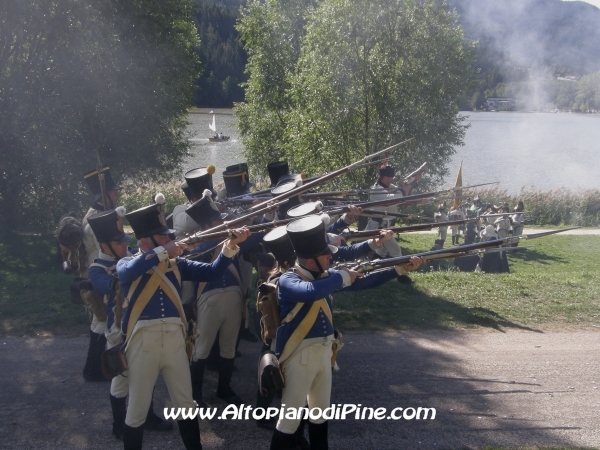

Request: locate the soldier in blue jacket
(87, 208), (173, 439)
(185, 193), (265, 407)
(116, 194), (250, 450)
(270, 215), (423, 450)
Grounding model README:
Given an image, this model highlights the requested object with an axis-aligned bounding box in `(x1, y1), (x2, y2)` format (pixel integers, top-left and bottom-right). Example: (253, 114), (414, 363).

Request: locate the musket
(247, 140), (414, 211)
(398, 162), (428, 186)
(478, 213), (518, 218)
(339, 240), (509, 273)
(319, 189), (467, 216)
(359, 209), (433, 221)
(201, 140), (414, 235)
(340, 218), (477, 241)
(219, 188), (274, 204)
(95, 149), (110, 210)
(321, 183), (501, 213)
(179, 217), (295, 247)
(184, 199), (289, 237)
(337, 227), (578, 273)
(508, 227), (580, 241)
(218, 195), (272, 206)
(219, 157), (392, 205)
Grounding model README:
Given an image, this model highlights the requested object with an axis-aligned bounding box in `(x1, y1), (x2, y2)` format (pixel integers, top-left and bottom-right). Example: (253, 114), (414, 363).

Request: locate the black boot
(83, 331), (108, 382)
(256, 388), (276, 429)
(145, 399), (174, 431)
(190, 359), (206, 405)
(239, 325), (258, 342)
(216, 357), (241, 406)
(177, 419), (202, 450)
(294, 418), (311, 450)
(122, 424), (144, 450)
(308, 421), (328, 450)
(270, 429), (298, 450)
(206, 339), (219, 371)
(109, 395), (127, 439)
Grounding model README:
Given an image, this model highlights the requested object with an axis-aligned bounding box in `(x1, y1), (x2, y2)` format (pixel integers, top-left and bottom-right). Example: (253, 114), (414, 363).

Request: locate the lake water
(184, 110), (600, 194)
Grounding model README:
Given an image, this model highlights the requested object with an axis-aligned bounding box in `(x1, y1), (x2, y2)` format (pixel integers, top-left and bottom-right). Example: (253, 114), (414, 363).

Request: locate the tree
(0, 0), (201, 234)
(193, 1), (248, 107)
(236, 0), (474, 189)
(235, 0), (317, 175)
(574, 71), (600, 112)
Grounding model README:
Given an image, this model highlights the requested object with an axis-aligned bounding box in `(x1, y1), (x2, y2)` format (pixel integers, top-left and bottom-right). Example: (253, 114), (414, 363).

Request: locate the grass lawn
(334, 233), (600, 332)
(0, 235), (89, 336)
(1, 231), (599, 336)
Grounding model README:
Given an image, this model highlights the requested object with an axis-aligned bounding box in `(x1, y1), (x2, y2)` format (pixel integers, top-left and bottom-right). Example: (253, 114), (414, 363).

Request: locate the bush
(463, 186), (600, 226)
(118, 181), (600, 228)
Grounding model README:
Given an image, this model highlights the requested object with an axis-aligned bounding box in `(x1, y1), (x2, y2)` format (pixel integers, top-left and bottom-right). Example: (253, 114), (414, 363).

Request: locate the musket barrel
(247, 139), (414, 213)
(179, 217), (295, 246)
(189, 199), (289, 236)
(342, 219), (476, 240)
(351, 239), (508, 272)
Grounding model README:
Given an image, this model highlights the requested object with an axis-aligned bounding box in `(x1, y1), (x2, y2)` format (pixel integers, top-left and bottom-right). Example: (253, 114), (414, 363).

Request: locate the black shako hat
(185, 167), (215, 199)
(271, 182), (302, 217)
(125, 195), (172, 239)
(87, 208), (131, 243)
(263, 226), (296, 264)
(267, 161), (289, 187)
(223, 163), (255, 196)
(286, 215), (338, 259)
(287, 201), (324, 219)
(378, 165), (395, 178)
(185, 196), (223, 228)
(84, 166), (121, 201)
(181, 181), (193, 202)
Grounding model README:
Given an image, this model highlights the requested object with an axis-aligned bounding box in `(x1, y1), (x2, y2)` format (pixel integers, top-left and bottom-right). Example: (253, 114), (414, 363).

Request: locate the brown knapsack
(56, 212), (85, 274)
(256, 278), (281, 344)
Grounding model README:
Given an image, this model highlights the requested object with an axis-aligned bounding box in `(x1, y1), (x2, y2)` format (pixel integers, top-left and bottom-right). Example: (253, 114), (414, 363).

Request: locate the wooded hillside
(196, 0), (600, 110)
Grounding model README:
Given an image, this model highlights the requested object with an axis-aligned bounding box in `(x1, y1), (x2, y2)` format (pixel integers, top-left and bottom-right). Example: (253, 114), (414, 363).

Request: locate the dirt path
(1, 329), (599, 450)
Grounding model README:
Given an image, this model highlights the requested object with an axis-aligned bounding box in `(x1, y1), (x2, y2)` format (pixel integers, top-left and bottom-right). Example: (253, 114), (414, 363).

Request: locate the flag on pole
(452, 161), (463, 210)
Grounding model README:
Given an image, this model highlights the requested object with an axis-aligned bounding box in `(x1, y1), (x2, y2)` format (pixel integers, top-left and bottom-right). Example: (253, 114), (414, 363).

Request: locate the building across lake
(486, 97), (517, 111)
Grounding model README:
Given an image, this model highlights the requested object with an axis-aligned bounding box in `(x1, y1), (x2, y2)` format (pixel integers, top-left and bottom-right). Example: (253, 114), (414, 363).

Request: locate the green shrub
(118, 180), (600, 227)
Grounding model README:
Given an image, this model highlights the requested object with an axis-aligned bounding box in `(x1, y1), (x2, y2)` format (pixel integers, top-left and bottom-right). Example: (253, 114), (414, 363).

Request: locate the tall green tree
(236, 0), (474, 189)
(574, 71), (600, 112)
(235, 0), (316, 175)
(0, 0), (201, 234)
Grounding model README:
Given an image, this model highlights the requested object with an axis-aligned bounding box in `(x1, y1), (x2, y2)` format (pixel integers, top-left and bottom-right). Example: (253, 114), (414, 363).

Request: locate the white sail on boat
(208, 114), (230, 142)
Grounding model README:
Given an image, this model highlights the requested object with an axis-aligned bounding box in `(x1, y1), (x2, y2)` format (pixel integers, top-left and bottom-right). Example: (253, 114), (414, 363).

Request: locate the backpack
(256, 276), (281, 345)
(56, 212), (85, 274)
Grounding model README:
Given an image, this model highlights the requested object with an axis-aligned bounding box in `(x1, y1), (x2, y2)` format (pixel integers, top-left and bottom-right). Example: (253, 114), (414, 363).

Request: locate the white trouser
(276, 341), (333, 434)
(90, 315), (107, 334)
(437, 227), (448, 241)
(105, 323), (122, 350)
(194, 289), (242, 360)
(365, 218), (402, 257)
(110, 373), (129, 398)
(125, 323), (195, 427)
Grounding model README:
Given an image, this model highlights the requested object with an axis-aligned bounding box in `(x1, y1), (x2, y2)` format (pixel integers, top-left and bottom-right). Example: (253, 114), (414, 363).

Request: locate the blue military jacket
(88, 248), (137, 332)
(275, 266), (398, 357)
(189, 232), (265, 294)
(117, 247), (234, 335)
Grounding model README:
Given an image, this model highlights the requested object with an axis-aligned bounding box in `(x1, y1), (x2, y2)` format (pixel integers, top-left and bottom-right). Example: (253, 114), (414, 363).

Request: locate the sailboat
(208, 114), (230, 142)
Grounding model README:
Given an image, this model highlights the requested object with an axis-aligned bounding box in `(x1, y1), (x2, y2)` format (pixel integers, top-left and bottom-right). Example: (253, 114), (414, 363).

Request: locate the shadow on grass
(335, 281), (543, 334)
(507, 247), (568, 265)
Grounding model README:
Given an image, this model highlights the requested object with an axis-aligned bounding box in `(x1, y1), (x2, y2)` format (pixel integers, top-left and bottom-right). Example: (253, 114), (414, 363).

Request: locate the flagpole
(452, 160), (463, 210)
